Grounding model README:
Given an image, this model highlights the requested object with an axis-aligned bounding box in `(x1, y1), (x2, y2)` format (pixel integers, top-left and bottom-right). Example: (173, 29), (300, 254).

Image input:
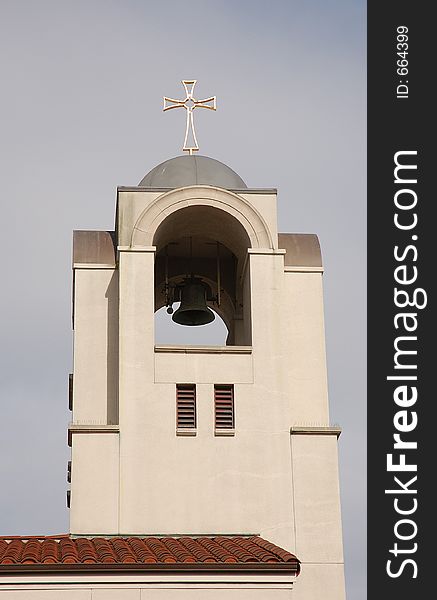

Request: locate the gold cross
(163, 80), (216, 155)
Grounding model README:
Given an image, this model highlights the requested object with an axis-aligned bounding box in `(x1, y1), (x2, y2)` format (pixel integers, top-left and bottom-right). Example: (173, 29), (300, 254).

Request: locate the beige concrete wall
(0, 571), (294, 598)
(241, 264), (252, 346)
(115, 241), (294, 544)
(117, 190), (162, 247)
(0, 586), (293, 599)
(73, 268), (118, 424)
(118, 380), (295, 547)
(118, 248), (156, 535)
(141, 590), (292, 599)
(291, 435), (344, 563)
(70, 433), (119, 534)
(115, 250), (295, 549)
(118, 249), (155, 385)
(248, 253), (329, 433)
(239, 192), (278, 249)
(292, 564), (346, 600)
(0, 593), (90, 599)
(154, 350), (253, 383)
(282, 272), (330, 424)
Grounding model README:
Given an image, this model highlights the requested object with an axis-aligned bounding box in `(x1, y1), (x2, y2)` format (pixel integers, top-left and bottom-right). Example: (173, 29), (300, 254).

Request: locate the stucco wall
(0, 574), (295, 599)
(0, 585), (293, 599)
(70, 433), (119, 534)
(73, 268), (118, 425)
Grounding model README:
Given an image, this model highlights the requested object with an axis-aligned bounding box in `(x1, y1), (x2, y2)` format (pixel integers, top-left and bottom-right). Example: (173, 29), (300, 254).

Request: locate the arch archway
(131, 185), (273, 250)
(140, 187), (265, 346)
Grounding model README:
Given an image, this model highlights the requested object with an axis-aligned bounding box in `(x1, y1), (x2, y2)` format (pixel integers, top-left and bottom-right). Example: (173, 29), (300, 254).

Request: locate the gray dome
(138, 155), (247, 189)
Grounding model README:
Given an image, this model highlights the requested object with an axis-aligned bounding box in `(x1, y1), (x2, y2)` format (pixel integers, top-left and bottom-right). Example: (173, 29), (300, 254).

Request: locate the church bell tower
(68, 83), (346, 599)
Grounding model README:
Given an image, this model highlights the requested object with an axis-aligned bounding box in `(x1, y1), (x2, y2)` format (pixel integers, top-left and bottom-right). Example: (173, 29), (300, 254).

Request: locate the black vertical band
(368, 2), (432, 595)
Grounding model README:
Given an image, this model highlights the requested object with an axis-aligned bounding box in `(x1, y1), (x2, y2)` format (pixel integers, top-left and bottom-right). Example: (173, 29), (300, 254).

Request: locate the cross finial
(163, 80), (216, 155)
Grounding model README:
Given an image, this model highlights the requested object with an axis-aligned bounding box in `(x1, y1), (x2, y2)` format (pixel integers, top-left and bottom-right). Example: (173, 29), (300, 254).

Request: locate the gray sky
(0, 1), (366, 597)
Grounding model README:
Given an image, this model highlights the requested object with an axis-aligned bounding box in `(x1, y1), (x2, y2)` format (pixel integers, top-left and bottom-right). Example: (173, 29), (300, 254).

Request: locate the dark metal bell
(172, 278), (215, 326)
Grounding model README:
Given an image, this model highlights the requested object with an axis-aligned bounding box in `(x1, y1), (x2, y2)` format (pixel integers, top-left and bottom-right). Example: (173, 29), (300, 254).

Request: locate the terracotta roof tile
(178, 536), (216, 563)
(233, 536), (278, 563)
(0, 535), (299, 574)
(2, 540), (23, 565)
(76, 538), (98, 564)
(197, 537), (237, 563)
(126, 538), (157, 564)
(0, 542), (6, 559)
(41, 539), (59, 564)
(93, 538), (117, 564)
(161, 537), (195, 564)
(59, 538), (79, 564)
(111, 538), (137, 564)
(216, 537), (256, 563)
(21, 540), (41, 564)
(251, 536), (295, 562)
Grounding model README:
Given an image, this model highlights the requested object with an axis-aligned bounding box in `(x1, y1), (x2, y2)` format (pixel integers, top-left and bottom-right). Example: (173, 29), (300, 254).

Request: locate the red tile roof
(0, 535), (299, 574)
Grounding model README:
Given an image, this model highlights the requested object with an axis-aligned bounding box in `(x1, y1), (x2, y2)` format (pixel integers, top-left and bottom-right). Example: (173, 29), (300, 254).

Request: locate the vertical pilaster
(118, 247), (156, 532)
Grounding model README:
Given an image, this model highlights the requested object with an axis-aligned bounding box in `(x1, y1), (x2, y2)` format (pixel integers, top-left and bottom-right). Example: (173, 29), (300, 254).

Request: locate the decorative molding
(290, 426), (342, 438)
(130, 185), (273, 250)
(117, 246), (156, 253)
(214, 428), (235, 437)
(176, 428), (197, 437)
(155, 345), (252, 355)
(284, 266), (324, 273)
(247, 249), (286, 255)
(68, 424), (120, 447)
(118, 186), (278, 194)
(73, 263), (116, 270)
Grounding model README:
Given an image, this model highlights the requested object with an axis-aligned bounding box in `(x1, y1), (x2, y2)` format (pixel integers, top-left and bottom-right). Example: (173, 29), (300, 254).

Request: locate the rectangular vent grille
(214, 385), (234, 429)
(176, 384), (196, 429)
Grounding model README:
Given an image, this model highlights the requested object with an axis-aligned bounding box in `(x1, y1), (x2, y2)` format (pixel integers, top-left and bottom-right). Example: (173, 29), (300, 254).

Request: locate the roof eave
(0, 561), (299, 576)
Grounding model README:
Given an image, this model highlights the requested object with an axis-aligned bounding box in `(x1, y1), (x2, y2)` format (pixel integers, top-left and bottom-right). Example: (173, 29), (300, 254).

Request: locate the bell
(172, 277), (215, 326)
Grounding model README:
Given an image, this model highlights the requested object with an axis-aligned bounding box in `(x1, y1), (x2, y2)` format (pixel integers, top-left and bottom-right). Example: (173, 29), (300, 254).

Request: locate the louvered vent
(176, 384), (196, 429)
(214, 385), (234, 429)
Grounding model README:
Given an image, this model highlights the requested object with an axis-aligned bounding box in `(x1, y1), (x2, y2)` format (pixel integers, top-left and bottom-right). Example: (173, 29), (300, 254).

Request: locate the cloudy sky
(0, 1), (366, 597)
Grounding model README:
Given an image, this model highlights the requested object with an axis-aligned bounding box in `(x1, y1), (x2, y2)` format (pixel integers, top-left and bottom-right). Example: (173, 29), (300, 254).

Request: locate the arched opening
(152, 205), (252, 346)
